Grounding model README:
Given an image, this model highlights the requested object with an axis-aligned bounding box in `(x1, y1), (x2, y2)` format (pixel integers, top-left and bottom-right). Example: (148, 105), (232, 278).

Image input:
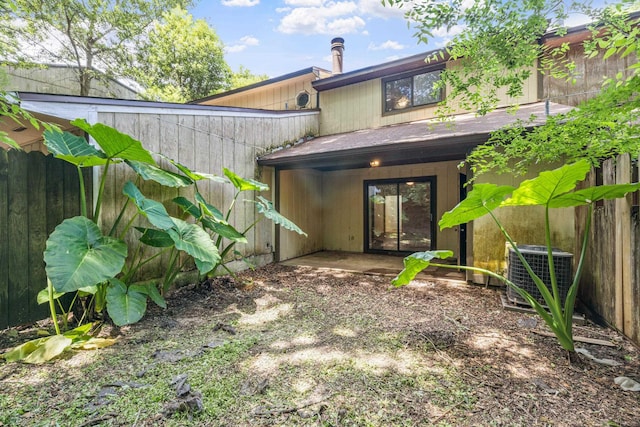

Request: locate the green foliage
(175, 168), (307, 278)
(4, 0), (191, 96)
(1, 91), (58, 150)
(465, 73), (640, 179)
(44, 217), (128, 293)
(39, 121), (305, 328)
(384, 0), (569, 115)
(384, 0), (640, 180)
(229, 65), (269, 90)
(131, 6), (231, 102)
(393, 161), (640, 353)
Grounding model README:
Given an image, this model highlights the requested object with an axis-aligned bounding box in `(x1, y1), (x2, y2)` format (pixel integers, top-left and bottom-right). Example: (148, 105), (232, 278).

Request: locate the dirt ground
(1, 264), (639, 426)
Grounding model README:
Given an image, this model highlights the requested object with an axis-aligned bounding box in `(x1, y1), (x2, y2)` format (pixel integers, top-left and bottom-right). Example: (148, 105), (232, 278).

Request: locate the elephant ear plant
(392, 160), (640, 357)
(3, 120), (305, 363)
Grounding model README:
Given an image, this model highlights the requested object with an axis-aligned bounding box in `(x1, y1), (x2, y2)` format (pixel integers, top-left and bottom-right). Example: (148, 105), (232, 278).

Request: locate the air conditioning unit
(506, 245), (573, 306)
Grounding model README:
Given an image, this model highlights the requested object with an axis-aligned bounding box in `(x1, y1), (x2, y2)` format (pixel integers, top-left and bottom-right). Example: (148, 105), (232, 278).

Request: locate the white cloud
(225, 35), (260, 53)
(240, 35), (260, 46)
(277, 1), (366, 35)
(284, 0), (324, 5)
(431, 24), (465, 38)
(221, 0), (260, 6)
(368, 40), (405, 51)
(357, 0), (408, 19)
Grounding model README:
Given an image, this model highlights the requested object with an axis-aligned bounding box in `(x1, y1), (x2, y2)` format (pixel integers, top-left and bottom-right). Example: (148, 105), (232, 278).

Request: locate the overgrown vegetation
(385, 0), (640, 180)
(1, 120), (304, 363)
(393, 160), (640, 355)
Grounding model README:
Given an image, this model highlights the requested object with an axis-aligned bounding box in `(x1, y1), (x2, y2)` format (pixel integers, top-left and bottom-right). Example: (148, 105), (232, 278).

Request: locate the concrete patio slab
(279, 251), (466, 282)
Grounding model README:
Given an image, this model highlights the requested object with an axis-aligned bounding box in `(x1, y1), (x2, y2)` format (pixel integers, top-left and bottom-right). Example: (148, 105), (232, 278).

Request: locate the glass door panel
(366, 178), (434, 253)
(399, 182), (431, 251)
(368, 183), (398, 251)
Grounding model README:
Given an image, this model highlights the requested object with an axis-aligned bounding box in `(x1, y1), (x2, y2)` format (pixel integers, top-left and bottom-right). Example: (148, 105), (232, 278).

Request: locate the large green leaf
(71, 119), (156, 164)
(392, 251), (454, 286)
(549, 182), (640, 208)
(165, 155), (227, 183)
(168, 218), (221, 274)
(174, 196), (246, 242)
(123, 181), (174, 230)
(130, 283), (167, 309)
(126, 160), (193, 187)
(439, 184), (514, 230)
(106, 279), (147, 326)
(44, 217), (127, 293)
(43, 129), (107, 167)
(5, 335), (72, 364)
(224, 168), (269, 192)
(503, 160), (591, 207)
(253, 196), (307, 236)
(174, 196), (203, 219)
(195, 192), (224, 220)
(135, 227), (175, 248)
(208, 221), (247, 243)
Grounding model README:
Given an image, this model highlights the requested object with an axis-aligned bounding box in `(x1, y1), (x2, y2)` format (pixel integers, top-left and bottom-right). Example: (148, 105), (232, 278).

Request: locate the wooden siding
(542, 44), (636, 106)
(578, 155), (639, 344)
(95, 111), (318, 280)
(3, 65), (138, 99)
(278, 169), (324, 260)
(273, 161), (461, 257)
(201, 74), (320, 111)
(0, 150), (91, 329)
(318, 62), (540, 136)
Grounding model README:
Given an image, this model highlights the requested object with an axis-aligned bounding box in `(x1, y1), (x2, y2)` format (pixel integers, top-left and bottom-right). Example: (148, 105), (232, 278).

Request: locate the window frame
(381, 67), (444, 115)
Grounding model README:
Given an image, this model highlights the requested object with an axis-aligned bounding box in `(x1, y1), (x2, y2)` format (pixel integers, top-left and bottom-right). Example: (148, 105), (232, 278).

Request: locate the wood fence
(0, 149), (91, 329)
(578, 154), (640, 345)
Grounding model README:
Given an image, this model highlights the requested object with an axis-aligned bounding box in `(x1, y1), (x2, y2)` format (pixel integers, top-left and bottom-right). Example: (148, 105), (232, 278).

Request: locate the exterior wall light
(369, 160), (380, 167)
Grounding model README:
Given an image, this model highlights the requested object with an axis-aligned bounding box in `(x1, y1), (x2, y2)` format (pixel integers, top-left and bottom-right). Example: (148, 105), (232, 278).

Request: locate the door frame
(363, 176), (437, 255)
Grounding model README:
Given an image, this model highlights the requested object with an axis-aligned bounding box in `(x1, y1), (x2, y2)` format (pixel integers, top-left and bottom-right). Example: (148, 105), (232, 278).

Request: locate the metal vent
(507, 245), (573, 306)
(296, 91), (310, 108)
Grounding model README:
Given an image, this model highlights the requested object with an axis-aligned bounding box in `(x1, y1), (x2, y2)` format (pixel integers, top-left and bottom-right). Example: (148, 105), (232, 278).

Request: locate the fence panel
(0, 150), (90, 329)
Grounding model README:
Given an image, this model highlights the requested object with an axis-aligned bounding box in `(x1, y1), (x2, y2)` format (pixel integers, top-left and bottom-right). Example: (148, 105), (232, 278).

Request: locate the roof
(313, 10), (640, 93)
(312, 49), (448, 92)
(190, 67), (331, 104)
(14, 92), (319, 121)
(258, 102), (573, 171)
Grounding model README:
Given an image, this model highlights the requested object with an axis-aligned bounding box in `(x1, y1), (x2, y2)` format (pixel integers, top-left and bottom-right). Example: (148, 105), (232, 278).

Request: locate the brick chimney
(331, 37), (344, 75)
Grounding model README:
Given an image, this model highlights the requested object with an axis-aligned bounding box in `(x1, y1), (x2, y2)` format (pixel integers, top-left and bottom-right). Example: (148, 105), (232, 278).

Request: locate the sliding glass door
(365, 177), (435, 253)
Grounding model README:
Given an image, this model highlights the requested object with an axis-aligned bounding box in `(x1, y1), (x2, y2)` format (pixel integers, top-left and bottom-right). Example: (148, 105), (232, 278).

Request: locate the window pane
(385, 77), (412, 111)
(413, 72), (441, 106)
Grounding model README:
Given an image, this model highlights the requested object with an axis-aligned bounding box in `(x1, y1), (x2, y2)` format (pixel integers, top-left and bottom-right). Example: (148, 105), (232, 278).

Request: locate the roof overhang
(258, 102), (573, 171)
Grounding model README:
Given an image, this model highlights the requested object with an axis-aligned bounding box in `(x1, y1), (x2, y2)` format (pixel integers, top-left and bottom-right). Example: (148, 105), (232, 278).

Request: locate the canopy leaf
(44, 216), (127, 293)
(106, 279), (148, 326)
(439, 184), (514, 230)
(123, 181), (174, 230)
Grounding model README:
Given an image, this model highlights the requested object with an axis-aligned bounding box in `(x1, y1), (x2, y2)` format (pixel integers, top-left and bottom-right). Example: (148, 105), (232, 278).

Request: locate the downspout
(274, 167), (281, 262)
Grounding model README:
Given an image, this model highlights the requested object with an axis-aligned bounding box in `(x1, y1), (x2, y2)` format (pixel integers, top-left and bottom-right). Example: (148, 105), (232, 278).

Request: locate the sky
(189, 0), (447, 78)
(188, 0), (599, 79)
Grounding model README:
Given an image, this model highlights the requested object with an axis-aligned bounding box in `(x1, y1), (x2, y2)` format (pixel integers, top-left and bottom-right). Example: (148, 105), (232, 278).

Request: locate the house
(194, 38), (575, 277)
(194, 22), (639, 343)
(2, 17), (638, 343)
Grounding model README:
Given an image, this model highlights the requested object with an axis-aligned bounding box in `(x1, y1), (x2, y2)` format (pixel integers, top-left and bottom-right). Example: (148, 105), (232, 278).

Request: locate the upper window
(383, 69), (442, 113)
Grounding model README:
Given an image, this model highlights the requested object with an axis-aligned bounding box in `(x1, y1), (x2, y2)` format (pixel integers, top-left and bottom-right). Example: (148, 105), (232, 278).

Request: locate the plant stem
(47, 279), (61, 335)
(93, 159), (111, 223)
(545, 205), (561, 303)
(77, 166), (87, 218)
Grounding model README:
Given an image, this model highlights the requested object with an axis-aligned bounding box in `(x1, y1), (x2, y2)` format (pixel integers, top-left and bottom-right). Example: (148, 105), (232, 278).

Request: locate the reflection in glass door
(366, 177), (435, 253)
